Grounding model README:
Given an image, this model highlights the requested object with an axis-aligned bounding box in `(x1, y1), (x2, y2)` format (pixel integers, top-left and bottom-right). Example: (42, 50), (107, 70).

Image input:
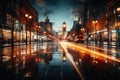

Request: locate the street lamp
(29, 16), (32, 44)
(36, 25), (38, 43)
(62, 21), (66, 40)
(25, 13), (32, 45)
(92, 20), (98, 44)
(36, 25), (42, 43)
(117, 7), (120, 12)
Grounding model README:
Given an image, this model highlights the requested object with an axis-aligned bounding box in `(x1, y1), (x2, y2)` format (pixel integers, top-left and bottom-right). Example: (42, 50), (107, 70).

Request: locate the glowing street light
(62, 21), (67, 40)
(117, 7), (120, 12)
(25, 13), (32, 45)
(36, 25), (42, 43)
(29, 16), (32, 19)
(92, 20), (98, 44)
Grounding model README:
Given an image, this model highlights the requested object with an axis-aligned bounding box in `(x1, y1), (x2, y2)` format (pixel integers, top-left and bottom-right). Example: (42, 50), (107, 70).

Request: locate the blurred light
(25, 14), (28, 17)
(22, 52), (26, 55)
(62, 42), (120, 63)
(79, 20), (82, 24)
(105, 60), (108, 63)
(29, 16), (32, 19)
(13, 54), (16, 58)
(62, 56), (66, 62)
(2, 56), (11, 62)
(59, 41), (85, 80)
(92, 20), (98, 24)
(79, 58), (82, 63)
(118, 67), (120, 70)
(117, 7), (120, 12)
(118, 14), (120, 17)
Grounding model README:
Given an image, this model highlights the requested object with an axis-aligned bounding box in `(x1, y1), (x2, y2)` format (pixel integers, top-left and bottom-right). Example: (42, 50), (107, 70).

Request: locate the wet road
(0, 41), (120, 80)
(60, 41), (120, 80)
(0, 42), (81, 80)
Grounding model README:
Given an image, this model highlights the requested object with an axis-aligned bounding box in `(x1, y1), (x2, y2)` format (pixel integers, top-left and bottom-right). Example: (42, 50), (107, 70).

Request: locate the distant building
(39, 17), (52, 35)
(62, 21), (67, 39)
(71, 18), (83, 37)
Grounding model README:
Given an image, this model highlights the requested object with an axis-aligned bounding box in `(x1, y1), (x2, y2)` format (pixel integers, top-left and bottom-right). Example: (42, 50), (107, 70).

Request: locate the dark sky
(28, 0), (107, 32)
(28, 0), (87, 31)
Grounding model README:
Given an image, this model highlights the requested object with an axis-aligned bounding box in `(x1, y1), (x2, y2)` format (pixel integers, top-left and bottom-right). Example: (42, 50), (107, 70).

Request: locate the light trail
(72, 42), (120, 55)
(62, 42), (120, 63)
(59, 41), (85, 80)
(86, 45), (119, 54)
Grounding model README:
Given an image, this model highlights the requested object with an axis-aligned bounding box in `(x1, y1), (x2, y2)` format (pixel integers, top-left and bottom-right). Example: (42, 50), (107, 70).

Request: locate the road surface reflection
(0, 41), (120, 80)
(61, 42), (120, 63)
(0, 42), (58, 80)
(59, 41), (120, 80)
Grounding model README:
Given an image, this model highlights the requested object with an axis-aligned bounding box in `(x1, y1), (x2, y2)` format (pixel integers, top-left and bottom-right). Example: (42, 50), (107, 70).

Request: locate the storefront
(111, 30), (116, 42)
(3, 29), (11, 43)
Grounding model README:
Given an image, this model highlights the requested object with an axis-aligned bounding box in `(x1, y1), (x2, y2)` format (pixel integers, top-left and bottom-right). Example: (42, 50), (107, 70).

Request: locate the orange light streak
(84, 44), (119, 54)
(62, 42), (120, 63)
(59, 41), (84, 80)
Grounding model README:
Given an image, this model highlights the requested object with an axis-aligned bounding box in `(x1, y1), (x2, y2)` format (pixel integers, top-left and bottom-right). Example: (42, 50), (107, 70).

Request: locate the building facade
(84, 0), (120, 45)
(0, 0), (38, 47)
(39, 17), (53, 42)
(105, 0), (120, 46)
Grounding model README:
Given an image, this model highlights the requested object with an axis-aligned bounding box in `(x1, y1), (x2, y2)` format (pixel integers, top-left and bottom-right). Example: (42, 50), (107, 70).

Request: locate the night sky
(28, 0), (87, 32)
(28, 0), (107, 32)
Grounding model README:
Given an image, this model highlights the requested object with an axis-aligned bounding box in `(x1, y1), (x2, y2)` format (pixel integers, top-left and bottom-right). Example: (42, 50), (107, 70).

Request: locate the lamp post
(36, 25), (41, 43)
(38, 26), (42, 42)
(25, 14), (32, 45)
(92, 20), (98, 44)
(62, 21), (66, 40)
(36, 25), (39, 43)
(80, 28), (85, 43)
(28, 15), (32, 44)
